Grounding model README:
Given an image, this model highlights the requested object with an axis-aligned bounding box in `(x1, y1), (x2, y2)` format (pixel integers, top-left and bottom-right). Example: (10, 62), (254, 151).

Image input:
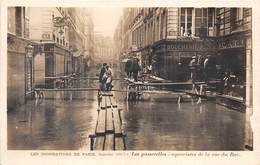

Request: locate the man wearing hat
(203, 55), (211, 82)
(99, 63), (107, 91)
(189, 56), (197, 81)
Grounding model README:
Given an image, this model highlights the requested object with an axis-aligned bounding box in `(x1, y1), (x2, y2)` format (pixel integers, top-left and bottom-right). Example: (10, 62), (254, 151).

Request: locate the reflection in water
(8, 75), (245, 150)
(8, 90), (98, 150)
(120, 100), (244, 150)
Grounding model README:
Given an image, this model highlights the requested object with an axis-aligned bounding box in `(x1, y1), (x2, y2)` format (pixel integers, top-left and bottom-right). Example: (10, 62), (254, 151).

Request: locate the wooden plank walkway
(124, 78), (221, 86)
(89, 91), (126, 150)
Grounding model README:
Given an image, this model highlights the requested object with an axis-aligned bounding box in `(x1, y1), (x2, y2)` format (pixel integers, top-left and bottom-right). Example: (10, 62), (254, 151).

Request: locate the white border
(1, 0), (260, 165)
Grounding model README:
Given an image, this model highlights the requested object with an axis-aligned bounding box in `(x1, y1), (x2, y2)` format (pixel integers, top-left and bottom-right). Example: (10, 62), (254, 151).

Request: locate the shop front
(152, 39), (217, 82)
(216, 32), (246, 98)
(43, 43), (71, 88)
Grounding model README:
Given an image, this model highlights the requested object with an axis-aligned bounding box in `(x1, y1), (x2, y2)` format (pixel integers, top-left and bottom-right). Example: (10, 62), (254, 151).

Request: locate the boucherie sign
(217, 35), (245, 49)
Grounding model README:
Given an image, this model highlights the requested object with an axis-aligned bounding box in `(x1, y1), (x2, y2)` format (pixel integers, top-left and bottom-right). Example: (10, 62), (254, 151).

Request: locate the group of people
(124, 57), (141, 82)
(189, 55), (211, 82)
(99, 63), (113, 91)
(189, 55), (241, 95)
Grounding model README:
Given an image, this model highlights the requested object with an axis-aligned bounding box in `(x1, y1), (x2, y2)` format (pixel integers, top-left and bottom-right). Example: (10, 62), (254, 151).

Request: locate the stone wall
(7, 33), (30, 110)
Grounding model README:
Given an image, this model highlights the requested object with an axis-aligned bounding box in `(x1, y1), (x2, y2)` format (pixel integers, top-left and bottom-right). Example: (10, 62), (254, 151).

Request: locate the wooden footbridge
(34, 76), (220, 102)
(89, 92), (126, 150)
(124, 77), (221, 101)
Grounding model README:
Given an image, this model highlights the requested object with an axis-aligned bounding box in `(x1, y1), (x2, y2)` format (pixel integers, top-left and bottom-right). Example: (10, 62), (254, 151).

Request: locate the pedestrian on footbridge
(99, 63), (107, 91)
(125, 59), (133, 79)
(132, 58), (141, 82)
(105, 65), (113, 91)
(203, 55), (211, 83)
(189, 56), (197, 82)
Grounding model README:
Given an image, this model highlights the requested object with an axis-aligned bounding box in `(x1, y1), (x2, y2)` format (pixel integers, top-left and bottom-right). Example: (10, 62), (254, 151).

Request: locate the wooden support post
(89, 134), (95, 150)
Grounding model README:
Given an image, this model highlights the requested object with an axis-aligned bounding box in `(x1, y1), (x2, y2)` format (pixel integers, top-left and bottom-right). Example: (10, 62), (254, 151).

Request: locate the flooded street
(8, 91), (98, 150)
(7, 71), (245, 150)
(121, 101), (244, 150)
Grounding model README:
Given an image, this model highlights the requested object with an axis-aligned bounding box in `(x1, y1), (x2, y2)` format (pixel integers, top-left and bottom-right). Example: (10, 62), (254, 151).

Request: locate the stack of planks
(90, 92), (126, 150)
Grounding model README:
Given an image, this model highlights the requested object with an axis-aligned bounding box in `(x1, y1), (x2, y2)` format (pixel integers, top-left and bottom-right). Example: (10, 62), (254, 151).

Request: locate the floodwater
(7, 69), (245, 150)
(121, 100), (244, 150)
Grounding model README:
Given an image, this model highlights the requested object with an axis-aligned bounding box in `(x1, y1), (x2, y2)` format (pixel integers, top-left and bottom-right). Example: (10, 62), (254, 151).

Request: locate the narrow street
(8, 66), (245, 150)
(6, 7), (252, 151)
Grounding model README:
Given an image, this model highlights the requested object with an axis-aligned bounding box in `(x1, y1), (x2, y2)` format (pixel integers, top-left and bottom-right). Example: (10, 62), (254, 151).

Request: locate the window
(187, 8), (192, 36)
(208, 8), (215, 28)
(180, 8), (193, 36)
(232, 8), (243, 30)
(217, 8), (231, 36)
(194, 8), (208, 37)
(208, 8), (215, 36)
(15, 7), (22, 37)
(236, 8), (243, 21)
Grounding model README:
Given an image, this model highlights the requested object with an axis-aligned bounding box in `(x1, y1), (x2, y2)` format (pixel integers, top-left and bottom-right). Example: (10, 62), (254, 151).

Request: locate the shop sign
(166, 42), (204, 51)
(217, 37), (244, 49)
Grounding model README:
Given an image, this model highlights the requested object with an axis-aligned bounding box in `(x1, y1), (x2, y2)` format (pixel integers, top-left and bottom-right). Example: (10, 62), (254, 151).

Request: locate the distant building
(94, 33), (115, 65)
(28, 7), (94, 87)
(67, 8), (94, 76)
(28, 7), (72, 88)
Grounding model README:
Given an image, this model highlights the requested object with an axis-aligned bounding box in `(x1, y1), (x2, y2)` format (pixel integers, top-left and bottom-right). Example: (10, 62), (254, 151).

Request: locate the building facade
(94, 34), (115, 65)
(115, 7), (252, 96)
(7, 7), (31, 110)
(115, 7), (253, 148)
(28, 7), (94, 88)
(67, 8), (94, 76)
(7, 7), (95, 110)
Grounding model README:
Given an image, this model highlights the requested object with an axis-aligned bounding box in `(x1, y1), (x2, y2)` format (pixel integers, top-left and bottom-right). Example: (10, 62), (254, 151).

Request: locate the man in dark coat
(125, 59), (133, 79)
(99, 63), (107, 90)
(132, 58), (141, 82)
